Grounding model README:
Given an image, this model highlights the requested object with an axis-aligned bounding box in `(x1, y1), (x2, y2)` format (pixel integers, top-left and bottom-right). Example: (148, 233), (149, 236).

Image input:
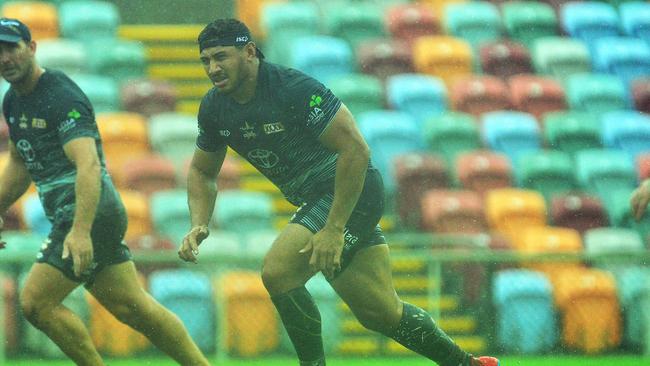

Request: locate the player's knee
(261, 260), (290, 292)
(354, 303), (401, 334)
(19, 293), (46, 326)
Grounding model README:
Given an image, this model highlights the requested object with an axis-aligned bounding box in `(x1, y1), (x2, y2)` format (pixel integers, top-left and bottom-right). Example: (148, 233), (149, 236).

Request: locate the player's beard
(4, 59), (34, 86)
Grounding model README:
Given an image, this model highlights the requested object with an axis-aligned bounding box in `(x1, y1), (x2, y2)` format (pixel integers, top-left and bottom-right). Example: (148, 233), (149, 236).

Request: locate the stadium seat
(59, 0), (120, 41)
(324, 2), (387, 52)
(357, 111), (424, 195)
(422, 112), (481, 168)
(479, 40), (533, 80)
(119, 190), (152, 241)
(531, 37), (591, 80)
(35, 39), (87, 75)
(241, 229), (277, 259)
(1, 1), (58, 40)
(412, 36), (474, 88)
(86, 39), (146, 82)
(328, 74), (383, 117)
(638, 153), (650, 181)
(481, 111), (542, 165)
(444, 1), (502, 49)
(602, 110), (650, 163)
(261, 2), (319, 65)
(289, 36), (353, 85)
(593, 37), (650, 89)
(149, 269), (215, 353)
(121, 79), (177, 117)
(575, 149), (637, 209)
(126, 233), (175, 252)
(543, 111), (601, 157)
(22, 193), (51, 235)
(420, 189), (486, 233)
(393, 153), (449, 229)
(456, 150), (513, 196)
(508, 74), (567, 120)
(501, 1), (559, 48)
(554, 268), (621, 353)
(216, 155), (242, 191)
(516, 226), (584, 276)
(385, 3), (440, 45)
(620, 1), (650, 45)
(565, 73), (627, 113)
(616, 267), (650, 347)
(516, 150), (575, 204)
(69, 74), (120, 113)
(96, 112), (150, 185)
(236, 0), (283, 40)
(196, 230), (242, 258)
(356, 39), (414, 81)
(632, 78), (650, 114)
(561, 1), (620, 53)
(148, 112), (198, 171)
(1, 231), (43, 258)
(121, 154), (177, 196)
(150, 189), (194, 243)
(486, 188), (547, 241)
(386, 73), (447, 126)
(449, 75), (511, 117)
(493, 269), (558, 354)
(608, 189), (650, 243)
(214, 190), (274, 235)
(218, 271), (279, 356)
(584, 227), (645, 275)
(550, 192), (609, 234)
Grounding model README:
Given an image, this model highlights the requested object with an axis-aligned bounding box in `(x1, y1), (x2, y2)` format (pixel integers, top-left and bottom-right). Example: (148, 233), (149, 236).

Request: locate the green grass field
(7, 356), (650, 366)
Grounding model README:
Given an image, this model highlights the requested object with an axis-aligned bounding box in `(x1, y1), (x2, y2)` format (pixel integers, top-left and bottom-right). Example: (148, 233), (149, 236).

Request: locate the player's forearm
(325, 146), (370, 231)
(71, 161), (101, 233)
(0, 160), (31, 215)
(187, 166), (217, 227)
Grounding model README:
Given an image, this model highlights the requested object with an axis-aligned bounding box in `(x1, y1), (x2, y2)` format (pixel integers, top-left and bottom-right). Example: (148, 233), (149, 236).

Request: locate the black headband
(199, 32), (251, 52)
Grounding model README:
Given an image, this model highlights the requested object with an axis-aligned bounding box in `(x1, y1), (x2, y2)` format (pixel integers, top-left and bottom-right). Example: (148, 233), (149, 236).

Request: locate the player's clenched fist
(179, 225), (210, 263)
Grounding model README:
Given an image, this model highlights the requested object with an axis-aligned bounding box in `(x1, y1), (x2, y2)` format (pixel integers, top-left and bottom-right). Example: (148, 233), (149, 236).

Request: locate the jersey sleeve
(55, 99), (98, 145)
(196, 92), (225, 152)
(285, 71), (342, 138)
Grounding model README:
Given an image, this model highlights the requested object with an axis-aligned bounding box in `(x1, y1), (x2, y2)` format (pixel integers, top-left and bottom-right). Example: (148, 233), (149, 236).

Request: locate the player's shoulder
(264, 61), (315, 88)
(41, 69), (88, 101)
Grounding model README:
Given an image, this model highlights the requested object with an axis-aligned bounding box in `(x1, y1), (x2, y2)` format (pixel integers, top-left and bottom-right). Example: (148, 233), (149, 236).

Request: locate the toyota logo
(16, 139), (36, 162)
(247, 149), (279, 169)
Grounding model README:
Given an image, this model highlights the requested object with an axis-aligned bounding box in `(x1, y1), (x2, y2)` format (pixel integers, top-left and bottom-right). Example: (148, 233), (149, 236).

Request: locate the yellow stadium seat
(413, 35), (473, 88)
(119, 190), (152, 241)
(486, 188), (546, 241)
(517, 226), (585, 277)
(1, 1), (58, 40)
(417, 0), (467, 22)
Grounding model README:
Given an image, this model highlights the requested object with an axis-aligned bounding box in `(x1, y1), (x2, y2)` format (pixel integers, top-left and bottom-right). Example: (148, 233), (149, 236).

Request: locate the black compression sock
(271, 287), (325, 366)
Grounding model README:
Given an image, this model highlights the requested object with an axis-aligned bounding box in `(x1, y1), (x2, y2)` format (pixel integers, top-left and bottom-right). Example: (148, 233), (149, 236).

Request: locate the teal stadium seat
(69, 73), (120, 113)
(565, 73), (627, 113)
(502, 1), (558, 49)
(198, 230), (242, 258)
(444, 1), (502, 50)
(23, 194), (51, 235)
(148, 112), (198, 171)
(261, 2), (319, 65)
(532, 37), (591, 80)
(516, 150), (575, 204)
(215, 190), (274, 235)
(36, 39), (87, 75)
(575, 149), (637, 209)
(324, 2), (386, 53)
(561, 1), (620, 53)
(422, 112), (480, 168)
(289, 36), (353, 85)
(584, 227), (645, 275)
(328, 74), (383, 116)
(59, 0), (120, 42)
(150, 189), (209, 244)
(543, 112), (601, 157)
(1, 231), (44, 259)
(86, 39), (146, 83)
(608, 189), (650, 243)
(386, 73), (448, 126)
(617, 267), (650, 347)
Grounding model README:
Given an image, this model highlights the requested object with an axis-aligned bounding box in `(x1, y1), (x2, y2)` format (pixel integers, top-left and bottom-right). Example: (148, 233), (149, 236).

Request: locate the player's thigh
(87, 261), (148, 311)
(21, 263), (81, 312)
(262, 223), (316, 292)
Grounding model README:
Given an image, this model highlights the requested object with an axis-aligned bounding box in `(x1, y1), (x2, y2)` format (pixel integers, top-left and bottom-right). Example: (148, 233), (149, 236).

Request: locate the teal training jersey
(197, 62), (348, 206)
(2, 69), (117, 222)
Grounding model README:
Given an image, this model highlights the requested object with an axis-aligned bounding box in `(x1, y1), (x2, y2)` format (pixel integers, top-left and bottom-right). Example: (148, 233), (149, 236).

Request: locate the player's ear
(245, 42), (257, 60)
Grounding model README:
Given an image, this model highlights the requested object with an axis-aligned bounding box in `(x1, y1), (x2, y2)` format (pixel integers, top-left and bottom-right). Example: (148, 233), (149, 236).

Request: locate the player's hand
(62, 228), (94, 277)
(0, 216), (5, 250)
(631, 179), (650, 221)
(179, 225), (209, 263)
(300, 226), (344, 279)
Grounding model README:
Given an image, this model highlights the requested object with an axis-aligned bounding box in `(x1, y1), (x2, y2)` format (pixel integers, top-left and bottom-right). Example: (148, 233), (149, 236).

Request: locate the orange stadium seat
(96, 112), (150, 186)
(356, 39), (414, 82)
(218, 271), (279, 356)
(516, 226), (584, 276)
(486, 188), (547, 241)
(480, 40), (533, 80)
(550, 192), (609, 235)
(632, 78), (650, 114)
(1, 1), (58, 40)
(420, 189), (486, 233)
(236, 0), (285, 40)
(393, 152), (448, 229)
(121, 154), (177, 196)
(554, 268), (622, 354)
(118, 190), (152, 241)
(121, 79), (177, 118)
(456, 150), (512, 197)
(386, 3), (440, 46)
(450, 75), (511, 117)
(413, 35), (473, 88)
(509, 74), (567, 121)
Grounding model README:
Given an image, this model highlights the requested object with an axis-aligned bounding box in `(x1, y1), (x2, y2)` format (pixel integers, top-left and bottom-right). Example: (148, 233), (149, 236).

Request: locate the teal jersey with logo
(2, 69), (118, 221)
(197, 62), (351, 206)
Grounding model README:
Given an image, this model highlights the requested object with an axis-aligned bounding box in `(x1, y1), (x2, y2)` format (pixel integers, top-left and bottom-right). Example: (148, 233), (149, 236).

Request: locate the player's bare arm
(300, 104), (370, 278)
(180, 145), (227, 263)
(631, 178), (650, 221)
(62, 137), (101, 277)
(0, 141), (32, 248)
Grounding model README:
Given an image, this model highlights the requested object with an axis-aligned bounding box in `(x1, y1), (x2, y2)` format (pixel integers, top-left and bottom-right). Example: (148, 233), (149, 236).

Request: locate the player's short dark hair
(198, 18), (264, 58)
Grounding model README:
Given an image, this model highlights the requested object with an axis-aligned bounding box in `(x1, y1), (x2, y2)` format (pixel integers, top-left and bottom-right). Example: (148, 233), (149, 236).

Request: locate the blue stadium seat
(289, 36), (353, 85)
(150, 189), (194, 244)
(444, 1), (502, 50)
(565, 73), (627, 113)
(69, 74), (120, 113)
(617, 267), (650, 347)
(493, 269), (558, 354)
(561, 1), (620, 53)
(59, 0), (120, 42)
(386, 73), (447, 127)
(481, 111), (541, 165)
(620, 1), (650, 45)
(35, 39), (87, 75)
(22, 194), (51, 236)
(357, 110), (424, 194)
(149, 269), (215, 353)
(593, 37), (650, 89)
(261, 2), (320, 65)
(602, 110), (650, 162)
(328, 73), (383, 116)
(215, 190), (274, 235)
(575, 149), (637, 209)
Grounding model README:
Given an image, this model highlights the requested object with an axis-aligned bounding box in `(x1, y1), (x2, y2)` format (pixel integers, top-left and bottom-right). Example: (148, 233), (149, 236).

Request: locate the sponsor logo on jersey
(8, 116), (14, 124)
(247, 148), (279, 168)
(16, 139), (43, 169)
(219, 129), (231, 137)
(59, 108), (81, 133)
(32, 118), (47, 129)
(19, 114), (28, 129)
(240, 121), (257, 140)
(307, 95), (325, 126)
(263, 122), (284, 134)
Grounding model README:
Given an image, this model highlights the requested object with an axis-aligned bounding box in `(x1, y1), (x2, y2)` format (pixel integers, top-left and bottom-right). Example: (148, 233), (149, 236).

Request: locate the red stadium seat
(420, 189), (486, 233)
(551, 192), (608, 234)
(479, 40), (533, 80)
(386, 3), (440, 46)
(638, 153), (650, 181)
(122, 154), (177, 196)
(394, 153), (449, 229)
(509, 74), (567, 121)
(356, 39), (414, 82)
(632, 78), (650, 114)
(456, 150), (512, 197)
(450, 75), (511, 117)
(121, 79), (177, 118)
